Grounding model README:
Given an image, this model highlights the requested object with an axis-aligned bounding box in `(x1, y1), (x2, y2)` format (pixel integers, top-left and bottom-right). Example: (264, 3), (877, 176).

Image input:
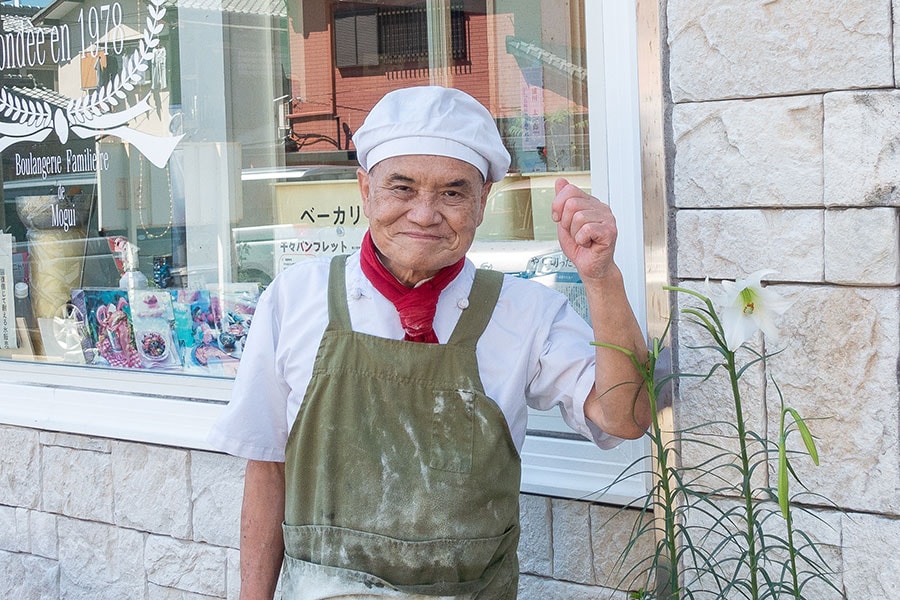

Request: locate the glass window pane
(0, 0), (590, 377)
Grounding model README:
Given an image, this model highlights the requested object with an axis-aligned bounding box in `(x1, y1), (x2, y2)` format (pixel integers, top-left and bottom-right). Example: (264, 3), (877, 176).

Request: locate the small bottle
(119, 268), (149, 291)
(119, 242), (148, 291)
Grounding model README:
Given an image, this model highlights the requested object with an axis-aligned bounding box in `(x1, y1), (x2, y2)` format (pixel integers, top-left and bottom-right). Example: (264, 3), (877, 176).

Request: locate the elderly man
(209, 86), (650, 599)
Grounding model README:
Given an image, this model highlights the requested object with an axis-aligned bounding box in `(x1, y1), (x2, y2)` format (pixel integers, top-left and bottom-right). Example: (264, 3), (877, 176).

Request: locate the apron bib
(282, 256), (521, 600)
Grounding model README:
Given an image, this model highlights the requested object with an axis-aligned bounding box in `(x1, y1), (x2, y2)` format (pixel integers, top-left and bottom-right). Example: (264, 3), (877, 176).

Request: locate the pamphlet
(0, 233), (15, 349)
(80, 288), (143, 369)
(129, 289), (181, 370)
(169, 289), (233, 375)
(198, 283), (259, 376)
(69, 289), (97, 364)
(209, 283), (259, 357)
(523, 249), (591, 325)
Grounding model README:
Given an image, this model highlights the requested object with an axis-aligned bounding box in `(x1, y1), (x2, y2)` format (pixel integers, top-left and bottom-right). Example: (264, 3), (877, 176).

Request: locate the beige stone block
(42, 445), (114, 523)
(27, 510), (58, 560)
(674, 96), (823, 208)
(112, 441), (192, 539)
(766, 286), (900, 514)
(550, 498), (594, 584)
(896, 0), (900, 78)
(191, 451), (243, 548)
(518, 493), (552, 577)
(0, 506), (16, 552)
(146, 534), (226, 598)
(824, 90), (900, 207)
(843, 512), (900, 596)
(675, 209), (824, 281)
(590, 505), (655, 592)
(226, 547), (240, 600)
(668, 0), (893, 102)
(57, 517), (145, 599)
(0, 425), (40, 509)
(15, 508), (29, 553)
(825, 208), (900, 285)
(0, 550), (59, 599)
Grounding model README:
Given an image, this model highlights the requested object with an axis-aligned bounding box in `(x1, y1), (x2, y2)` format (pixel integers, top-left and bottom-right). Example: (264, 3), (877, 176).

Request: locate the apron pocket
(429, 389), (475, 473)
(283, 522), (518, 597)
(282, 553), (407, 599)
(282, 554), (474, 599)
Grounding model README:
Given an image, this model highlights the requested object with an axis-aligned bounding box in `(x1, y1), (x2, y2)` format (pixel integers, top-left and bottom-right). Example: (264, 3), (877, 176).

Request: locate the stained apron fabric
(281, 256), (522, 599)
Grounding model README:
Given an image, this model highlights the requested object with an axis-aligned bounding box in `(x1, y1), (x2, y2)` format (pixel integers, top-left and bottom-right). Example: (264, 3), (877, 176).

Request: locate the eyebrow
(384, 173), (415, 184)
(384, 173), (472, 188)
(442, 179), (470, 188)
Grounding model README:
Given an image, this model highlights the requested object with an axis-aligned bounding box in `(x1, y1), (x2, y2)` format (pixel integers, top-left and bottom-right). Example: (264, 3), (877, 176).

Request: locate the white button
(350, 288), (363, 300)
(457, 298), (469, 309)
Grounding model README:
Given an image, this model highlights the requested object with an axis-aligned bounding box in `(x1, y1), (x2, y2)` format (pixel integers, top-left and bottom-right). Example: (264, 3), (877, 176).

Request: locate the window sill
(0, 362), (649, 503)
(0, 362), (229, 450)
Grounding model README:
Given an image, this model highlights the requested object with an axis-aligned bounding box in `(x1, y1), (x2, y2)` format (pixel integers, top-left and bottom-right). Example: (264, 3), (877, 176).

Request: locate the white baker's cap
(353, 86), (511, 183)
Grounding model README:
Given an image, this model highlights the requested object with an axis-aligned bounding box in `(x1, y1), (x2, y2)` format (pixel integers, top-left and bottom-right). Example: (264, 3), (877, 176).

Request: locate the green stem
(646, 373), (680, 600)
(780, 410), (802, 599)
(604, 337), (681, 600)
(784, 480), (801, 598)
(726, 349), (760, 600)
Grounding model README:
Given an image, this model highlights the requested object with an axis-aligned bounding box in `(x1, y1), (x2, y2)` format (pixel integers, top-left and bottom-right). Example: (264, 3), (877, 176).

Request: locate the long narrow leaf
(786, 407), (819, 465)
(778, 435), (789, 519)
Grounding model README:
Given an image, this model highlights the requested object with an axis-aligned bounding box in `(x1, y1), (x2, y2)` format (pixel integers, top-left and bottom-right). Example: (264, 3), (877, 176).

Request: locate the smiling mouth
(399, 231), (444, 241)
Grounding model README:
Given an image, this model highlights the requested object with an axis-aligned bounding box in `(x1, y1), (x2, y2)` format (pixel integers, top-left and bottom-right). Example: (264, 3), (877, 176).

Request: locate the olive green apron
(281, 256), (521, 600)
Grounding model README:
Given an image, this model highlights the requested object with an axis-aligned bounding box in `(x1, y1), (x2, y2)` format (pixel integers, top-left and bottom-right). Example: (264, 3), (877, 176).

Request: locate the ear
(117, 297), (128, 311)
(357, 167), (372, 219)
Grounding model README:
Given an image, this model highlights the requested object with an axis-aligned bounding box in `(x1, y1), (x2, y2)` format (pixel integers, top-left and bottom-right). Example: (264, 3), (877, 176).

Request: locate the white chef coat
(207, 252), (621, 462)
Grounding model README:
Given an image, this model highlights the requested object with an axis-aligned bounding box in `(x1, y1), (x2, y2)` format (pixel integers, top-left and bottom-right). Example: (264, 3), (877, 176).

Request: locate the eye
(385, 184), (415, 198)
(442, 189), (473, 204)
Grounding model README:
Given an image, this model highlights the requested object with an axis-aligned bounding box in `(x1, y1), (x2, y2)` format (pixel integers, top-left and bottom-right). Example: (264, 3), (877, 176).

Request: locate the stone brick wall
(0, 426), (244, 599)
(0, 424), (647, 598)
(668, 0), (900, 597)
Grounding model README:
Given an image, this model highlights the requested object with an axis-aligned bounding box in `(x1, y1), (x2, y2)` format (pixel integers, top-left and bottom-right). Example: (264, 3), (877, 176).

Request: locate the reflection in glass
(0, 0), (590, 375)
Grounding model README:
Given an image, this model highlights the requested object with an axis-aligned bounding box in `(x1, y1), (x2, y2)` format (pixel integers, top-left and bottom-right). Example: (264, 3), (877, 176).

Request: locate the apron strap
(326, 255), (352, 332)
(327, 256), (503, 346)
(448, 269), (503, 347)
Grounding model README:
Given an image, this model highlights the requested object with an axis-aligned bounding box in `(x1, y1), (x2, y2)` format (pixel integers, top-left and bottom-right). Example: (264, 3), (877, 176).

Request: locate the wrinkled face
(359, 155), (491, 286)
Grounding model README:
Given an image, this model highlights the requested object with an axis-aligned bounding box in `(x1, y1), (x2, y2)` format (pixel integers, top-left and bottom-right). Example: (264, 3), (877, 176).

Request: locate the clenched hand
(551, 178), (618, 282)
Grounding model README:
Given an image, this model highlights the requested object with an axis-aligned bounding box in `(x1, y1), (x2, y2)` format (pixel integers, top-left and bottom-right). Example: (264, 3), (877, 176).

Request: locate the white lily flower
(710, 269), (791, 351)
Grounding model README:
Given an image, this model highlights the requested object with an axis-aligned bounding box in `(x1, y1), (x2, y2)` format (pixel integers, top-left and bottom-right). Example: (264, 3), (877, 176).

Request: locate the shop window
(0, 0), (648, 501)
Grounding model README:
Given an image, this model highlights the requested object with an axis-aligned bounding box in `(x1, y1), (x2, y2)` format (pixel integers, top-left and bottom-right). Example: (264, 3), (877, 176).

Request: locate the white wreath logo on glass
(0, 0), (182, 168)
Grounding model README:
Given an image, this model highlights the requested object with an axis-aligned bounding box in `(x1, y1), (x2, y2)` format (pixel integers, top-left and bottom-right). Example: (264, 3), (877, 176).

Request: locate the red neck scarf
(359, 230), (465, 343)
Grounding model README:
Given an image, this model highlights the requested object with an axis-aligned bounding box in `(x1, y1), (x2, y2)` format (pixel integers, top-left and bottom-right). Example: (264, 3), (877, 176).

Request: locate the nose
(406, 194), (443, 226)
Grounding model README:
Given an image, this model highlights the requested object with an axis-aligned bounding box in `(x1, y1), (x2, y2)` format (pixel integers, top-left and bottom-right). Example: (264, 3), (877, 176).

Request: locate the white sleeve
(527, 298), (624, 450)
(206, 284), (291, 462)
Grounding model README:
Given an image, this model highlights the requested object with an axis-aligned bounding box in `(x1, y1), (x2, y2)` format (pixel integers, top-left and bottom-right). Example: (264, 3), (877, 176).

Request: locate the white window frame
(0, 0), (651, 504)
(520, 0), (651, 502)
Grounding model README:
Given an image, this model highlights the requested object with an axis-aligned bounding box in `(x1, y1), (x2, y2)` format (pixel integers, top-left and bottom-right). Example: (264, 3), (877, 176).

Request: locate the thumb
(555, 177), (569, 195)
